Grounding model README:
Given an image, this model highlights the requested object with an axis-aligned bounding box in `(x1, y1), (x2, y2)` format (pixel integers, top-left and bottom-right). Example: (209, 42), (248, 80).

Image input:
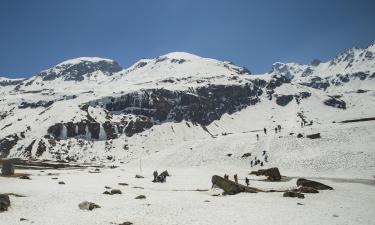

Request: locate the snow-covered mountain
(0, 42), (374, 167)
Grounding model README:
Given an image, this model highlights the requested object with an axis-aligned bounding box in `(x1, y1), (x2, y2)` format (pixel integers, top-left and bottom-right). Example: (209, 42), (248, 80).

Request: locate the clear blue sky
(1, 0), (374, 78)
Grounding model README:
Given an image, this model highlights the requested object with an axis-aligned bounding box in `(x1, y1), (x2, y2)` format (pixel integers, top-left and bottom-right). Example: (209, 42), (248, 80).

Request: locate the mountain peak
(161, 52), (202, 60)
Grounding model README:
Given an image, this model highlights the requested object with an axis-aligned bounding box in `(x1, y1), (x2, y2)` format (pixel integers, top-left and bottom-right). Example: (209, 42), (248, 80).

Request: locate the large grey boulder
(250, 167), (282, 181)
(297, 178), (333, 190)
(78, 201), (100, 210)
(211, 175), (259, 195)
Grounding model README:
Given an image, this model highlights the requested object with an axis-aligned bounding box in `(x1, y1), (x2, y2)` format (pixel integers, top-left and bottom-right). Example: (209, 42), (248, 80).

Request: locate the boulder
(102, 191), (111, 195)
(241, 153), (252, 158)
(58, 181), (65, 185)
(135, 174), (144, 178)
(297, 133), (303, 138)
(250, 167), (281, 181)
(135, 195), (146, 199)
(306, 133), (321, 139)
(78, 201), (101, 210)
(211, 175), (259, 195)
(1, 160), (15, 176)
(295, 186), (319, 193)
(0, 194), (10, 212)
(283, 191), (304, 198)
(119, 222), (133, 225)
(118, 183), (128, 186)
(297, 178), (333, 190)
(19, 175), (31, 180)
(110, 189), (122, 195)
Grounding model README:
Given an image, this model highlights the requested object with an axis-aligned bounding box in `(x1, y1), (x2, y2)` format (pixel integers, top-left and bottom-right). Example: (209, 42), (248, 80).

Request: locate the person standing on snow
(245, 177), (250, 186)
(264, 128), (267, 134)
(234, 174), (238, 183)
(256, 134), (259, 141)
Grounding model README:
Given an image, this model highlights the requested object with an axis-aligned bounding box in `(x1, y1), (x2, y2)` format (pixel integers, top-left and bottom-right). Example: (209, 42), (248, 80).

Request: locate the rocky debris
(103, 191), (111, 195)
(0, 194), (10, 212)
(211, 175), (259, 195)
(36, 140), (47, 157)
(1, 160), (15, 176)
(294, 186), (319, 193)
(58, 181), (66, 185)
(283, 191), (305, 199)
(135, 195), (146, 199)
(78, 201), (101, 210)
(104, 186), (111, 189)
(250, 167), (281, 181)
(20, 218), (28, 221)
(19, 175), (31, 180)
(110, 189), (122, 195)
(297, 133), (303, 138)
(306, 133), (321, 139)
(324, 96), (346, 109)
(241, 153), (251, 158)
(132, 186), (144, 189)
(118, 183), (128, 186)
(297, 178), (333, 190)
(135, 174), (144, 178)
(226, 153), (232, 157)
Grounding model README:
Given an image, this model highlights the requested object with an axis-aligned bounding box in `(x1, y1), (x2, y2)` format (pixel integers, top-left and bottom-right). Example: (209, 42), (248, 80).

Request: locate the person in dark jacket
(234, 174), (238, 183)
(153, 170), (158, 182)
(245, 177), (250, 186)
(264, 128), (267, 134)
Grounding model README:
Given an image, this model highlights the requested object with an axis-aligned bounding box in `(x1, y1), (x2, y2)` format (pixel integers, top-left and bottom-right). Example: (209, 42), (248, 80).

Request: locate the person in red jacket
(234, 174), (238, 183)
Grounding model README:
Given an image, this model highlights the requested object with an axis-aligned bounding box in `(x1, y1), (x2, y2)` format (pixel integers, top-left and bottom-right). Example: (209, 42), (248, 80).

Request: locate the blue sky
(0, 0), (374, 78)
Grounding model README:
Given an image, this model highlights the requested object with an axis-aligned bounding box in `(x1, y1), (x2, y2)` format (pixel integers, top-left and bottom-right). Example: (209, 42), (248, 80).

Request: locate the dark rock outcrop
(78, 201), (101, 210)
(36, 140), (47, 157)
(296, 178), (333, 190)
(275, 95), (293, 106)
(0, 134), (19, 157)
(324, 96), (346, 109)
(250, 167), (281, 181)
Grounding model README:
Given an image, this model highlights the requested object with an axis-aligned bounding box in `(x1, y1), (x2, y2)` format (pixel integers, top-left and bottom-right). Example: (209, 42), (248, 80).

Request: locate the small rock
(297, 202), (304, 205)
(78, 201), (100, 210)
(283, 191), (305, 199)
(135, 195), (146, 199)
(241, 152), (252, 158)
(297, 133), (303, 138)
(105, 186), (111, 189)
(204, 200), (210, 202)
(306, 133), (321, 139)
(103, 191), (111, 195)
(333, 214), (339, 218)
(52, 177), (58, 180)
(111, 189), (122, 195)
(58, 181), (65, 185)
(0, 194), (10, 212)
(20, 218), (28, 221)
(118, 183), (128, 186)
(19, 175), (31, 180)
(119, 222), (133, 225)
(132, 186), (144, 189)
(135, 175), (144, 178)
(226, 153), (232, 157)
(297, 178), (333, 190)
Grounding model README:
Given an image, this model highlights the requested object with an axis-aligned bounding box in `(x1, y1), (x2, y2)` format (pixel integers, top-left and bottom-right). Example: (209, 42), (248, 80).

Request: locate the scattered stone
(297, 178), (333, 190)
(111, 189), (122, 195)
(306, 133), (321, 139)
(226, 153), (232, 157)
(135, 174), (144, 178)
(1, 160), (15, 176)
(0, 194), (10, 212)
(333, 214), (339, 218)
(133, 186), (144, 189)
(103, 191), (111, 195)
(250, 167), (281, 181)
(118, 183), (128, 186)
(135, 195), (146, 199)
(19, 175), (31, 180)
(297, 202), (304, 205)
(105, 186), (111, 189)
(297, 133), (303, 138)
(204, 200), (210, 202)
(283, 191), (305, 199)
(241, 152), (252, 158)
(78, 201), (101, 210)
(20, 218), (28, 221)
(119, 222), (133, 225)
(52, 177), (58, 180)
(58, 181), (66, 185)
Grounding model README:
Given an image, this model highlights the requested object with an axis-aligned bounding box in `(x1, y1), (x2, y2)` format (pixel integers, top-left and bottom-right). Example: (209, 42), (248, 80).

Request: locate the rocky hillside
(0, 43), (374, 162)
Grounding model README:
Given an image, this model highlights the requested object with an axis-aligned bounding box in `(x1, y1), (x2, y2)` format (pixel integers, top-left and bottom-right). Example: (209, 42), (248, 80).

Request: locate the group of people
(223, 174), (250, 186)
(256, 125), (282, 140)
(250, 151), (268, 167)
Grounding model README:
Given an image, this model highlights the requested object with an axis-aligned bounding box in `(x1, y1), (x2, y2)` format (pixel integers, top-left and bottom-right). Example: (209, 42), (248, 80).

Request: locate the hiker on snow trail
(275, 127), (277, 133)
(262, 150), (266, 156)
(250, 160), (253, 167)
(224, 174), (229, 180)
(245, 177), (250, 186)
(256, 134), (259, 141)
(153, 170), (158, 182)
(234, 174), (238, 183)
(277, 125), (281, 132)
